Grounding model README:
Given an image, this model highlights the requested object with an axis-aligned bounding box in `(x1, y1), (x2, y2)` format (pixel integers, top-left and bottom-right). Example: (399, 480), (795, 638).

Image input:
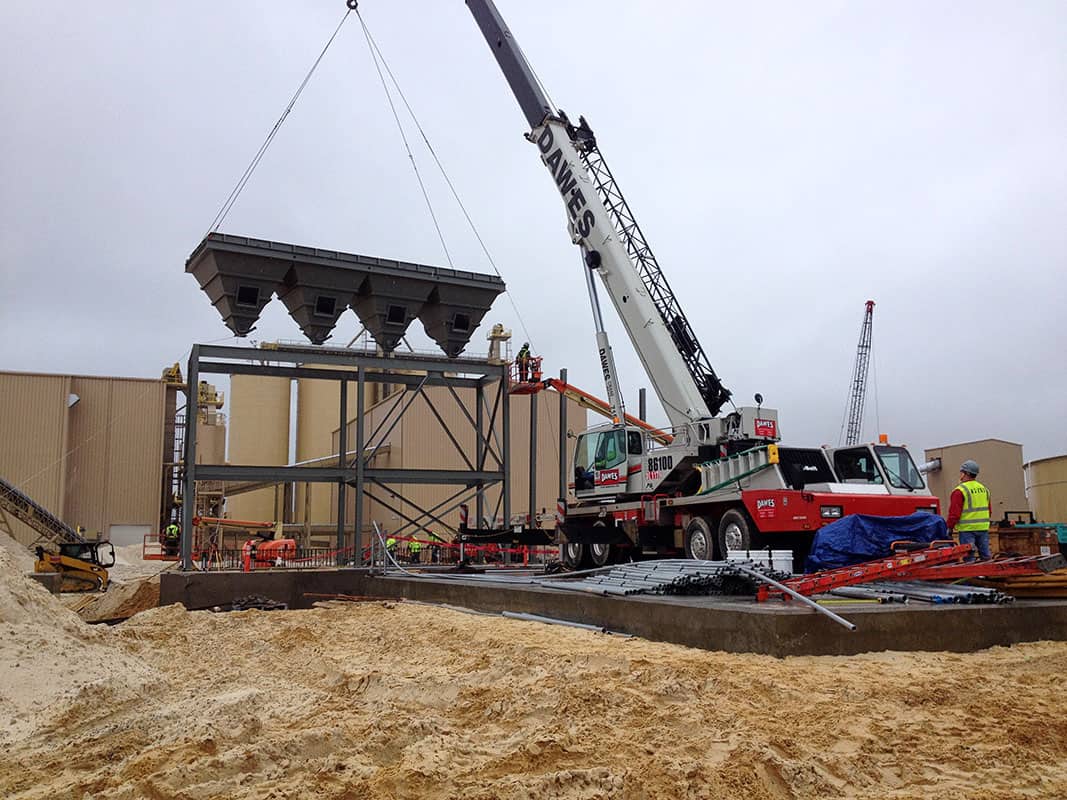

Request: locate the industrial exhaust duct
(186, 233), (505, 354)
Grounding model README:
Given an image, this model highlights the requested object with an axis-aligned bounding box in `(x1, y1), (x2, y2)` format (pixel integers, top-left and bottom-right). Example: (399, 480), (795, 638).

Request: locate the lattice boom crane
(844, 300), (876, 446)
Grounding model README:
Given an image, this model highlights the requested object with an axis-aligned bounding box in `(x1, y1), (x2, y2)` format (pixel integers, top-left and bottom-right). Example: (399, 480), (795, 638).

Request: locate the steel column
(476, 380), (485, 530)
(180, 345), (200, 571)
(336, 380), (348, 554)
(354, 368), (366, 564)
(502, 374), (511, 528)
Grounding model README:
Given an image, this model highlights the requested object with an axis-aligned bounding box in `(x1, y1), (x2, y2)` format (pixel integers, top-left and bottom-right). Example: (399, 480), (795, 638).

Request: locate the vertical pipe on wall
(528, 390), (537, 528)
(558, 368), (567, 502)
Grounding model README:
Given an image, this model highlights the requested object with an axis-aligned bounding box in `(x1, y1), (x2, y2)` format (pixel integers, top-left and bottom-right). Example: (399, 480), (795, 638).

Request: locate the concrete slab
(160, 569), (1067, 657)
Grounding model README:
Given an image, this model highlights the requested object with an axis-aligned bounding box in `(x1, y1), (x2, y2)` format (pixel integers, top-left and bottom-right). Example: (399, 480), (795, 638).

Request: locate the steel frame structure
(180, 343), (511, 570)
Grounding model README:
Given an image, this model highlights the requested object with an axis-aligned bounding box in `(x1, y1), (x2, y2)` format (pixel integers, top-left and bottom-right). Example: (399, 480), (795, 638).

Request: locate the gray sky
(2, 1), (1065, 464)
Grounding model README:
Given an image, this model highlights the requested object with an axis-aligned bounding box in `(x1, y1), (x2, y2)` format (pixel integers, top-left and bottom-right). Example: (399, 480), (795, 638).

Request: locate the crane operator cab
(573, 424), (644, 498)
(829, 443), (927, 494)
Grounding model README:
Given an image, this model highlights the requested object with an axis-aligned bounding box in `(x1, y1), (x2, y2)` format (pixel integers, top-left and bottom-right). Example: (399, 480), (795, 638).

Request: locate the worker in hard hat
(164, 521), (180, 557)
(946, 460), (992, 561)
(516, 341), (531, 382)
(385, 537), (397, 563)
(409, 538), (422, 564)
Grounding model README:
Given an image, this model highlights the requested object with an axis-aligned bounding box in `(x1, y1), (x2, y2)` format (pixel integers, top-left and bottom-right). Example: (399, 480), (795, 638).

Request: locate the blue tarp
(804, 512), (948, 573)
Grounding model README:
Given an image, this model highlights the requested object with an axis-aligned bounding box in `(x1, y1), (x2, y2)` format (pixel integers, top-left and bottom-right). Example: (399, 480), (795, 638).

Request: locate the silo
(226, 375), (291, 522)
(295, 373), (360, 526)
(1025, 455), (1067, 523)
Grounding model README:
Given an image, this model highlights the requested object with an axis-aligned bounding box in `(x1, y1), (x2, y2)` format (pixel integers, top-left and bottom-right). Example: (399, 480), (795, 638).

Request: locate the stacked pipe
(538, 559), (790, 598)
(850, 581), (1013, 605)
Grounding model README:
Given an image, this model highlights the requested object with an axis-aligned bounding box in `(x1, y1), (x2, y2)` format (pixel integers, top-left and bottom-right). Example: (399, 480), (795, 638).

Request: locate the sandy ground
(2, 561), (1067, 800)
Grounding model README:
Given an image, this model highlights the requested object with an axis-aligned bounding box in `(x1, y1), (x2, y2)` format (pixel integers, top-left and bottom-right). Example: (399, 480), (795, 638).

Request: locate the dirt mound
(1, 599), (1066, 798)
(0, 546), (155, 745)
(76, 575), (160, 622)
(0, 529), (36, 574)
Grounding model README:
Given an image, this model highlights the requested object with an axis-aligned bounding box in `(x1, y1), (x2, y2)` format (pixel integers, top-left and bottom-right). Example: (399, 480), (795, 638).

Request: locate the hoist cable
(357, 13), (536, 349)
(357, 12), (453, 267)
(206, 9), (352, 235)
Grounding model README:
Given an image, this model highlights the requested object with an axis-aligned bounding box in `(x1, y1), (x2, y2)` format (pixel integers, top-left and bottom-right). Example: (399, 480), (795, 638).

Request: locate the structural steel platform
(160, 570), (1067, 657)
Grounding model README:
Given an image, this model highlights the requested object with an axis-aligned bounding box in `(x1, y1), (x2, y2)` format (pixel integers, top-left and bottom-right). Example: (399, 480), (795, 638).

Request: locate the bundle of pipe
(861, 581), (1013, 605)
(830, 586), (908, 603)
(537, 559), (790, 598)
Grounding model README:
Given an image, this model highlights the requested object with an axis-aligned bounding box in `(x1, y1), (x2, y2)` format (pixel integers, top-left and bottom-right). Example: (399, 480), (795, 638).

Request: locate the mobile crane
(466, 0), (939, 569)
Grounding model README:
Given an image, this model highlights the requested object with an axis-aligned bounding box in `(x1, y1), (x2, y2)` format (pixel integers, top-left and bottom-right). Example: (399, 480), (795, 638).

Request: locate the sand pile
(109, 542), (173, 583)
(0, 529), (36, 574)
(0, 547), (155, 744)
(74, 575), (161, 623)
(2, 598), (1067, 799)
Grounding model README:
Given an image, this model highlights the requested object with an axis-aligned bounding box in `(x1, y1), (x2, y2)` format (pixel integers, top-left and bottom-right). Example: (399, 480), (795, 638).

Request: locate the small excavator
(34, 541), (115, 592)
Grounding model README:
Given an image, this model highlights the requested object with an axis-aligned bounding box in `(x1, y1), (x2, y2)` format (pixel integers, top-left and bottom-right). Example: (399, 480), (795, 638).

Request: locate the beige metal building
(1024, 455), (1067, 523)
(0, 370), (166, 546)
(924, 439), (1028, 522)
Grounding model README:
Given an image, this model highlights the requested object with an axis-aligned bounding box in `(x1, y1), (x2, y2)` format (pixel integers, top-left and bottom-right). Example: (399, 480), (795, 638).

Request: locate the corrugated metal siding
(924, 440), (1027, 518)
(0, 371), (165, 546)
(226, 375), (291, 522)
(0, 373), (69, 545)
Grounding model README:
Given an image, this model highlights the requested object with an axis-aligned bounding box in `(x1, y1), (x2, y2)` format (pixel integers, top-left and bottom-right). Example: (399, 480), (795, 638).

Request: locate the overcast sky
(1, 1), (1065, 465)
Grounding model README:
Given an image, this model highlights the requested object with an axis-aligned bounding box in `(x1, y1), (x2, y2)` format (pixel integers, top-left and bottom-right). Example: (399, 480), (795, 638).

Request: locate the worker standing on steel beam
(946, 460), (992, 561)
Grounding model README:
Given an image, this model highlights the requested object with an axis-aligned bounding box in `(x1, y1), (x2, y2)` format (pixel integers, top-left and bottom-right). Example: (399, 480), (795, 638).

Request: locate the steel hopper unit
(186, 233), (505, 353)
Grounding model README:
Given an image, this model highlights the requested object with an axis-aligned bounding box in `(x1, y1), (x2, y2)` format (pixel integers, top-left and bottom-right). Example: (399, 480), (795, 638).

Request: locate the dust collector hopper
(186, 233), (504, 354)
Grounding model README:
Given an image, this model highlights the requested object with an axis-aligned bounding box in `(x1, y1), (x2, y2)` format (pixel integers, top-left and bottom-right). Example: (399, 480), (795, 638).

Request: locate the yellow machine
(34, 541), (114, 592)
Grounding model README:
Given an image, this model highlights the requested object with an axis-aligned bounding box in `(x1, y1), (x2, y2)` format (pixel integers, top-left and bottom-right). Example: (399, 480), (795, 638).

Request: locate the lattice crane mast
(843, 300), (875, 446)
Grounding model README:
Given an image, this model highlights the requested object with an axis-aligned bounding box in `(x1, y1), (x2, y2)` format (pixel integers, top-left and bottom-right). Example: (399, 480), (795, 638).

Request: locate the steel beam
(181, 345), (200, 571)
(198, 343), (495, 377)
(197, 360), (483, 388)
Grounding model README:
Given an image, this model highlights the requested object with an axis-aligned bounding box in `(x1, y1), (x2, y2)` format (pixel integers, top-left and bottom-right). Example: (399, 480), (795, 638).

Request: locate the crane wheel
(717, 509), (753, 557)
(684, 517), (716, 561)
(589, 543), (613, 567)
(560, 542), (587, 570)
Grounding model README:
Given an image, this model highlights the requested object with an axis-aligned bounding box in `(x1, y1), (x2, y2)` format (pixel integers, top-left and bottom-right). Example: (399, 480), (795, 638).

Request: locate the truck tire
(589, 543), (613, 566)
(560, 542), (587, 570)
(718, 508), (752, 556)
(684, 516), (716, 561)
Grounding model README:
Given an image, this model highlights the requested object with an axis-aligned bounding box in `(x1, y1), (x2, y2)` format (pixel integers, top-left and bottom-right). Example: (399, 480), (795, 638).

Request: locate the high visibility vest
(409, 540), (421, 553)
(165, 524), (179, 540)
(954, 480), (991, 532)
(386, 538), (397, 550)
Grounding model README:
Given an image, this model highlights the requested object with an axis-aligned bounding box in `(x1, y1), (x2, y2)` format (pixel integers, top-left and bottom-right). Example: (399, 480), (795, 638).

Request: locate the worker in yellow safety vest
(946, 459), (992, 561)
(164, 522), (180, 557)
(409, 539), (422, 564)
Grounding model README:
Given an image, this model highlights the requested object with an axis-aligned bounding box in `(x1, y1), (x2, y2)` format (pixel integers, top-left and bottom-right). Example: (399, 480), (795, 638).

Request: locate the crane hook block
(585, 250), (602, 270)
(346, 0), (358, 9)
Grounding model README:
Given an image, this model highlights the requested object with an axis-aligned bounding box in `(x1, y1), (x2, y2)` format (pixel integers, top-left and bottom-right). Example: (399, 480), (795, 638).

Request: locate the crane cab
(825, 443), (927, 495)
(572, 424), (645, 499)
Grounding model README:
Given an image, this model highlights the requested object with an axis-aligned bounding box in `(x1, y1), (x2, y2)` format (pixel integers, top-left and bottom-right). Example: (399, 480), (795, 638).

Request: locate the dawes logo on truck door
(535, 127), (596, 239)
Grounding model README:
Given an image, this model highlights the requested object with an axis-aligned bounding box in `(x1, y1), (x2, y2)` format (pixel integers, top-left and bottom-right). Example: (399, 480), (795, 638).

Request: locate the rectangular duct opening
(451, 313), (471, 333)
(314, 295), (337, 318)
(235, 285), (261, 308)
(386, 304), (407, 326)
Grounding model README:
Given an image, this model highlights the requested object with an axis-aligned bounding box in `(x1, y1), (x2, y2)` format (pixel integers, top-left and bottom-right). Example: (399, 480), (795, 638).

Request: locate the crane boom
(465, 0), (730, 428)
(843, 300), (875, 446)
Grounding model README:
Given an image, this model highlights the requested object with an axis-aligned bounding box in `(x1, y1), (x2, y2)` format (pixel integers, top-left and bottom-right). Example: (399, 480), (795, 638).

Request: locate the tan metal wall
(1025, 455), (1067, 523)
(195, 421), (227, 465)
(0, 371), (164, 545)
(331, 386), (582, 540)
(924, 439), (1027, 521)
(226, 375), (291, 522)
